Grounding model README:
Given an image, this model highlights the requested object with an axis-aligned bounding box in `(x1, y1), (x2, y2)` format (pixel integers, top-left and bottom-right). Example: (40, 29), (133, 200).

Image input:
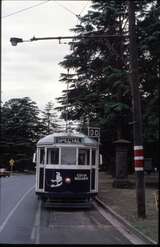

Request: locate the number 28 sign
(88, 127), (100, 137)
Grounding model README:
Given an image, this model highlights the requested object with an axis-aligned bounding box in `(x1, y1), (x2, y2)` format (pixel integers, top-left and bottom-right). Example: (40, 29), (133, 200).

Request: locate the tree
(2, 97), (41, 142)
(57, 0), (131, 143)
(41, 101), (60, 135)
(137, 0), (160, 142)
(1, 97), (42, 169)
(56, 0), (159, 171)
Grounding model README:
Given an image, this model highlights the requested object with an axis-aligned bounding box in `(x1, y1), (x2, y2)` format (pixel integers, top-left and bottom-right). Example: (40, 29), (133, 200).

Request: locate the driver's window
(40, 148), (45, 164)
(78, 149), (90, 165)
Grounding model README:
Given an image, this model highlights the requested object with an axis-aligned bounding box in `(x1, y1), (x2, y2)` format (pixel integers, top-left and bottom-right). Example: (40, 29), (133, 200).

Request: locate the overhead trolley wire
(55, 1), (91, 20)
(79, 2), (90, 16)
(54, 2), (81, 19)
(2, 0), (51, 19)
(2, 0), (91, 20)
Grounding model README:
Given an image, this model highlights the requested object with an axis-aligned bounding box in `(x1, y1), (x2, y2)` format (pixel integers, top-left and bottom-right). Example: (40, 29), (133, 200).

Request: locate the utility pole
(128, 0), (146, 218)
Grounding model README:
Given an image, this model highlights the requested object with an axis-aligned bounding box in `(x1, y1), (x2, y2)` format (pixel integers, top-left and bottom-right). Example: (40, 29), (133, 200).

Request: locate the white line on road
(0, 185), (35, 233)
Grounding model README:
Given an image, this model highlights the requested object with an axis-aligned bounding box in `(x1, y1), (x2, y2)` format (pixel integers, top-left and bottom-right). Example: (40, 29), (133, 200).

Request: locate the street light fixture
(10, 37), (23, 46)
(10, 34), (129, 46)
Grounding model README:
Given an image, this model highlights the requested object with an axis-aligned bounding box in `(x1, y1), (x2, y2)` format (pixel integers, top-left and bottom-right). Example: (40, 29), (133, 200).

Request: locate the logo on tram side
(50, 172), (63, 187)
(74, 173), (89, 181)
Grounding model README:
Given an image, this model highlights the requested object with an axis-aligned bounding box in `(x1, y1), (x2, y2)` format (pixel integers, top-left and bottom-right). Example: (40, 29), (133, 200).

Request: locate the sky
(2, 0), (91, 111)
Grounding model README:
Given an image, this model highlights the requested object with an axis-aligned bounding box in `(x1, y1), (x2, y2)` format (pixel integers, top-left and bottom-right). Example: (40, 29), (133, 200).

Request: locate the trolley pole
(128, 0), (146, 218)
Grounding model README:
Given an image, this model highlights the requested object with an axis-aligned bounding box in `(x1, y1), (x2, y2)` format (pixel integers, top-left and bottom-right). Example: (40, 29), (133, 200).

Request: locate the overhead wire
(2, 0), (91, 20)
(55, 1), (91, 20)
(2, 0), (51, 18)
(54, 2), (81, 20)
(79, 1), (90, 16)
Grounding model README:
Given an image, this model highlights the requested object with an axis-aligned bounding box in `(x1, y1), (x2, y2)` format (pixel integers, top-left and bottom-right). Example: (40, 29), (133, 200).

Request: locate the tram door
(91, 148), (98, 193)
(36, 147), (45, 191)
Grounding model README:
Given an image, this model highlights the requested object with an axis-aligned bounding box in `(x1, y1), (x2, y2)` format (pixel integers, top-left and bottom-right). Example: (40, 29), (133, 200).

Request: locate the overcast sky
(2, 0), (91, 111)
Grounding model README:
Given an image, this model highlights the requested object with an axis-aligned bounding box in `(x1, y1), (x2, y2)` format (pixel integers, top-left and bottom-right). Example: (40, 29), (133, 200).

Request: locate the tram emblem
(50, 172), (63, 187)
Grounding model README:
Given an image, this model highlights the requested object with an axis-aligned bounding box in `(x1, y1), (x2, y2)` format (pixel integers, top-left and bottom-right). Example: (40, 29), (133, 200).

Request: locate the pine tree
(41, 101), (60, 135)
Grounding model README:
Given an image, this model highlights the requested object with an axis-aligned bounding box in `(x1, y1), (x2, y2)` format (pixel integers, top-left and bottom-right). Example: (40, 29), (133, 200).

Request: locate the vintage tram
(34, 131), (100, 207)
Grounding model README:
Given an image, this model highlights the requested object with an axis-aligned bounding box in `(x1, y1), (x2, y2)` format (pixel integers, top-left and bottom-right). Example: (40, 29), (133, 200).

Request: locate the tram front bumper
(36, 191), (97, 200)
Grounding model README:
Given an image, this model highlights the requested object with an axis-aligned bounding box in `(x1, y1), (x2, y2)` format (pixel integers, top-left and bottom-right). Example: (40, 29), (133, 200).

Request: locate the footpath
(97, 171), (159, 245)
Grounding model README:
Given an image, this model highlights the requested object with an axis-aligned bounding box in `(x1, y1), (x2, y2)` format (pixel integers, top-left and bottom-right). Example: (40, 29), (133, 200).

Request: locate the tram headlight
(65, 177), (71, 184)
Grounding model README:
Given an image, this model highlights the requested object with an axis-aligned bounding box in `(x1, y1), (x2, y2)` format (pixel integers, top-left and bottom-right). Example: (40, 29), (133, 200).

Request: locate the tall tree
(2, 97), (41, 143)
(1, 97), (43, 168)
(55, 0), (159, 172)
(41, 101), (60, 135)
(57, 0), (159, 144)
(57, 0), (131, 142)
(137, 0), (160, 142)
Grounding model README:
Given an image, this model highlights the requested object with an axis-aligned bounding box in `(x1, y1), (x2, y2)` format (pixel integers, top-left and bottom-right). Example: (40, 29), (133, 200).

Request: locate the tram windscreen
(40, 148), (45, 164)
(92, 149), (96, 166)
(61, 147), (76, 165)
(47, 148), (59, 164)
(78, 149), (90, 165)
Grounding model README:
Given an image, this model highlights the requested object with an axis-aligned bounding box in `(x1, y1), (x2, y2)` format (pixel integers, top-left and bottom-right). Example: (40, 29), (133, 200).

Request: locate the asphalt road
(0, 174), (131, 244)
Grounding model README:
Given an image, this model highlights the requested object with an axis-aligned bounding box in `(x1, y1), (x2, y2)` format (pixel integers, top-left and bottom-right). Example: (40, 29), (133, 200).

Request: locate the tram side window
(47, 148), (59, 164)
(61, 147), (76, 165)
(92, 149), (96, 166)
(78, 149), (90, 165)
(40, 148), (45, 164)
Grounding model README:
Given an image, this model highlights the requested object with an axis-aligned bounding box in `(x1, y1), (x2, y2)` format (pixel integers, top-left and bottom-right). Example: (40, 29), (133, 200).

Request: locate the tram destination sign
(88, 127), (100, 137)
(55, 136), (82, 144)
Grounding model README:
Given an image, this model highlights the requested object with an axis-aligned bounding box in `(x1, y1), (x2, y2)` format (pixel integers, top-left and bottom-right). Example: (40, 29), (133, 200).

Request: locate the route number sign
(88, 127), (100, 137)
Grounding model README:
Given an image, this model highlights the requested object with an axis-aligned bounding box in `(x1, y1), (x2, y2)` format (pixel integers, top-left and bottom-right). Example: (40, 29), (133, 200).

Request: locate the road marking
(0, 185), (35, 233)
(31, 200), (41, 244)
(93, 202), (146, 244)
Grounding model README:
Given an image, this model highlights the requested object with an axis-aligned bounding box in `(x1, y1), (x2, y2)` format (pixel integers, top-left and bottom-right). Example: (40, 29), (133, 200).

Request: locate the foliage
(40, 101), (60, 135)
(137, 0), (160, 142)
(1, 97), (42, 170)
(56, 0), (131, 143)
(1, 97), (41, 143)
(56, 0), (159, 167)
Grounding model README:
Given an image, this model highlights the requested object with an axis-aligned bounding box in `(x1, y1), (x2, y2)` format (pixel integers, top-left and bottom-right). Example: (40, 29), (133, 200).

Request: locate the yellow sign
(9, 159), (15, 166)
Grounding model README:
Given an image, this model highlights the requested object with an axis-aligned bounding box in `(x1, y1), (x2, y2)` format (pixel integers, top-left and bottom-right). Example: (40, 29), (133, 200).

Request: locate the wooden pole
(128, 0), (146, 218)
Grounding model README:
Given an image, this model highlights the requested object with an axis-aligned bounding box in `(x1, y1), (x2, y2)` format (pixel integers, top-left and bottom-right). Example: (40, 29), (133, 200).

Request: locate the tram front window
(61, 147), (76, 165)
(78, 149), (90, 165)
(92, 149), (96, 166)
(40, 148), (45, 164)
(47, 148), (59, 164)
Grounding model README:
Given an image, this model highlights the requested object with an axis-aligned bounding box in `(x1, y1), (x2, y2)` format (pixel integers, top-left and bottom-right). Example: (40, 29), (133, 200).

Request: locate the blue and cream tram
(34, 131), (99, 206)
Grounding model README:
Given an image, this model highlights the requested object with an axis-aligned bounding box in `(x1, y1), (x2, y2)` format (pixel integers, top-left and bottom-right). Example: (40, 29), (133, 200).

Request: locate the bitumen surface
(96, 171), (159, 245)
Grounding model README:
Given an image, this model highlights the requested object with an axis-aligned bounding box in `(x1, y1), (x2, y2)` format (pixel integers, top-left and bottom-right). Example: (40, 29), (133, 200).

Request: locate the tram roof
(37, 132), (98, 146)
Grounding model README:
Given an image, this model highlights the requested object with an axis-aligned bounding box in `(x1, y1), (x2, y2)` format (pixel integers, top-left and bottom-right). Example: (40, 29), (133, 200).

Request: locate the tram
(34, 131), (100, 206)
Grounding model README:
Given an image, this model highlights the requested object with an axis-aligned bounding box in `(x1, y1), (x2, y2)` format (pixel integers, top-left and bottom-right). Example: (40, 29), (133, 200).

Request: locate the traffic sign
(9, 159), (15, 166)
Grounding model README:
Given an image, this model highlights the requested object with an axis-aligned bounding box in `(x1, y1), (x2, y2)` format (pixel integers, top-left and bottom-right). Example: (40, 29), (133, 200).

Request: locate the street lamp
(10, 37), (37, 46)
(10, 34), (129, 46)
(10, 37), (23, 46)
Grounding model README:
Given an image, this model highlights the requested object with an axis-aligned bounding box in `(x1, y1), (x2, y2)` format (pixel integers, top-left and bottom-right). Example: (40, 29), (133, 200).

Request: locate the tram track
(30, 191), (156, 244)
(30, 198), (130, 244)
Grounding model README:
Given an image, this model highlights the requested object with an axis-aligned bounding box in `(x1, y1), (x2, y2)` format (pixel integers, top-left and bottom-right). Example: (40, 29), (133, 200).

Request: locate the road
(0, 174), (132, 244)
